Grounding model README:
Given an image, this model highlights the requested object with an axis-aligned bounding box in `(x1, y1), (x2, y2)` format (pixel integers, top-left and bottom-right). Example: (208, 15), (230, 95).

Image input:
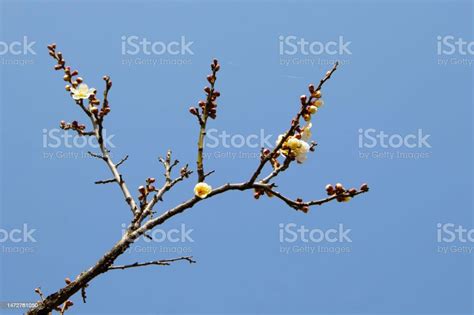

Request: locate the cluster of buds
(295, 198), (309, 213)
(301, 84), (324, 122)
(138, 178), (156, 203)
(99, 75), (113, 118)
(189, 59), (221, 121)
(253, 187), (273, 199)
(60, 120), (87, 133)
(47, 44), (82, 94)
(48, 43), (111, 119)
(325, 182), (369, 202)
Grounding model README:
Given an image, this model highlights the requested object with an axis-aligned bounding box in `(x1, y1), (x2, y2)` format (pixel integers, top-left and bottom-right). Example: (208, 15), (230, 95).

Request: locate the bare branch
(87, 151), (105, 160)
(94, 178), (117, 185)
(116, 155), (129, 168)
(108, 256), (196, 271)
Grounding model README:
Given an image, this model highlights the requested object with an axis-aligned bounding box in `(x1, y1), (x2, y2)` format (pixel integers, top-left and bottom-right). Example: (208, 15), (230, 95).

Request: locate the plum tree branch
(27, 46), (366, 315)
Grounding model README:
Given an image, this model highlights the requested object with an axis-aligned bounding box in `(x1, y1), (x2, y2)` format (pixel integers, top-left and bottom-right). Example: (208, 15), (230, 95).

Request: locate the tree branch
(108, 256), (196, 270)
(28, 48), (364, 315)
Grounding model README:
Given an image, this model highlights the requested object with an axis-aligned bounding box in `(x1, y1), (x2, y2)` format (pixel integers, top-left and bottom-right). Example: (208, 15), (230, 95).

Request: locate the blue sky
(0, 0), (473, 314)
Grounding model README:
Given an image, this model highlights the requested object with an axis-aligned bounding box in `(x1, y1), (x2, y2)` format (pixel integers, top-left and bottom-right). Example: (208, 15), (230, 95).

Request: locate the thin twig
(108, 256), (196, 270)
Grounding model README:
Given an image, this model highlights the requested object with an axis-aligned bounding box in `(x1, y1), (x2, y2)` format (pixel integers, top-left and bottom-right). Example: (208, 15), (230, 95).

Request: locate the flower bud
(64, 277), (71, 284)
(308, 84), (315, 93)
(300, 95), (307, 104)
(54, 64), (62, 70)
(335, 183), (344, 193)
(63, 74), (70, 81)
(360, 183), (369, 192)
(76, 77), (83, 84)
(348, 188), (357, 195)
(308, 106), (318, 114)
(90, 106), (98, 114)
(312, 90), (321, 98)
(147, 177), (156, 184)
(138, 186), (146, 195)
(325, 184), (335, 195)
(314, 99), (324, 107)
(207, 75), (215, 84)
(189, 107), (198, 115)
(65, 85), (71, 91)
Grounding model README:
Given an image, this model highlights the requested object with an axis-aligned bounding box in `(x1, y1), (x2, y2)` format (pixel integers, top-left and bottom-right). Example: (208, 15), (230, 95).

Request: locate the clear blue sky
(0, 0), (472, 314)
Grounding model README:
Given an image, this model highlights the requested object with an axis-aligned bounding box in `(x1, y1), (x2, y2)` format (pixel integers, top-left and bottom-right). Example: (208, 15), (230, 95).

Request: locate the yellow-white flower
(194, 182), (212, 198)
(287, 137), (302, 151)
(70, 83), (96, 100)
(301, 122), (312, 141)
(294, 140), (310, 163)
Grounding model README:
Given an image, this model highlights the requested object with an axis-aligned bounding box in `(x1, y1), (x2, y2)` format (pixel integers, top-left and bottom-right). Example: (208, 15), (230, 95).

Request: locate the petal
(78, 84), (89, 92)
